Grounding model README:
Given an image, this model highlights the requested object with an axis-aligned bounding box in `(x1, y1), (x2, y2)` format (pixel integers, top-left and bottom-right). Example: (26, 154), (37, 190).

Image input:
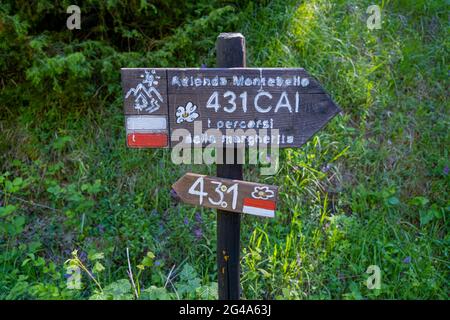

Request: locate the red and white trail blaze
(242, 198), (276, 217)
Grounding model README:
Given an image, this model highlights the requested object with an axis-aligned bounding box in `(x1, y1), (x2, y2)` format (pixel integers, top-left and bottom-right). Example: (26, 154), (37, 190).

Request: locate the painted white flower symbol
(251, 186), (274, 200)
(176, 102), (199, 123)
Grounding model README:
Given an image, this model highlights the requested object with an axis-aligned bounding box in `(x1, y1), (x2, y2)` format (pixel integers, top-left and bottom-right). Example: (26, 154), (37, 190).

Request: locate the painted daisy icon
(251, 186), (274, 200)
(176, 101), (199, 123)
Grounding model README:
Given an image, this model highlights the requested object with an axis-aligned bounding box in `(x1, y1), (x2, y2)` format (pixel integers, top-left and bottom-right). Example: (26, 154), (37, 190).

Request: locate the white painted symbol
(301, 78), (309, 87)
(208, 181), (225, 206)
(188, 176), (207, 205)
(187, 176), (239, 210)
(258, 68), (264, 92)
(176, 102), (199, 123)
(251, 186), (274, 200)
(126, 116), (167, 130)
(125, 70), (163, 113)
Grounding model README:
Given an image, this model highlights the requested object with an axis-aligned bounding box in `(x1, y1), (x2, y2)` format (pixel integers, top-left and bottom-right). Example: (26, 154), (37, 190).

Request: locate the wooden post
(216, 33), (246, 300)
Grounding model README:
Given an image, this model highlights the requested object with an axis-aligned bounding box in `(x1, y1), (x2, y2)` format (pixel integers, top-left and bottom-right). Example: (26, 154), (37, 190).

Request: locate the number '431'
(188, 176), (239, 210)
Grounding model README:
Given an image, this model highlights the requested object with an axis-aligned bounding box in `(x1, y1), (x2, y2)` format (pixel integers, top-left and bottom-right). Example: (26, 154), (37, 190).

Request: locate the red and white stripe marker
(126, 116), (169, 148)
(242, 198), (276, 218)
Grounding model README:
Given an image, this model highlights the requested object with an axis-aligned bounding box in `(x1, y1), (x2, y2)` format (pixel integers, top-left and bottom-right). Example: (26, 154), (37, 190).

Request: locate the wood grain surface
(121, 68), (341, 148)
(172, 173), (278, 217)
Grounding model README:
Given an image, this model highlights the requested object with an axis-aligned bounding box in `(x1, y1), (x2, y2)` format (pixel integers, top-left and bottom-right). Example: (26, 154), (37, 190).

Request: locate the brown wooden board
(121, 68), (170, 148)
(172, 173), (278, 217)
(121, 68), (168, 116)
(121, 68), (341, 148)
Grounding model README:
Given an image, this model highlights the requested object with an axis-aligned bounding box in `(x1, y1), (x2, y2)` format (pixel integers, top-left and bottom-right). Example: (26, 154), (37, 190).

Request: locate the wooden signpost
(120, 33), (341, 300)
(121, 69), (340, 149)
(172, 173), (278, 218)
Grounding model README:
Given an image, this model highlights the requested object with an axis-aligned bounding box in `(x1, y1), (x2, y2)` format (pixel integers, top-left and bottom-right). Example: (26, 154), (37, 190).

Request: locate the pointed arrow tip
(170, 188), (181, 203)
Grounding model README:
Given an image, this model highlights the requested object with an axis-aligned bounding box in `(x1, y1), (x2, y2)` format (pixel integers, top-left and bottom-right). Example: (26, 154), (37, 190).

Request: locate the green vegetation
(0, 0), (448, 299)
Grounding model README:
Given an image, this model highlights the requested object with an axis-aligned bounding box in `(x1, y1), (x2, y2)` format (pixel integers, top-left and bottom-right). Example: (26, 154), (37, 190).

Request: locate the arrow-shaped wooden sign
(121, 68), (341, 148)
(172, 173), (278, 217)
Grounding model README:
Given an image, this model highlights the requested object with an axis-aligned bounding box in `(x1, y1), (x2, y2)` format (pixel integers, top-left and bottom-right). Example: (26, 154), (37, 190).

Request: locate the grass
(0, 0), (448, 299)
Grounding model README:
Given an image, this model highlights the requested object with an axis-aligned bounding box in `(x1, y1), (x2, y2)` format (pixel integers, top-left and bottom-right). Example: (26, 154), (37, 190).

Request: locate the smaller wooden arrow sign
(172, 173), (278, 218)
